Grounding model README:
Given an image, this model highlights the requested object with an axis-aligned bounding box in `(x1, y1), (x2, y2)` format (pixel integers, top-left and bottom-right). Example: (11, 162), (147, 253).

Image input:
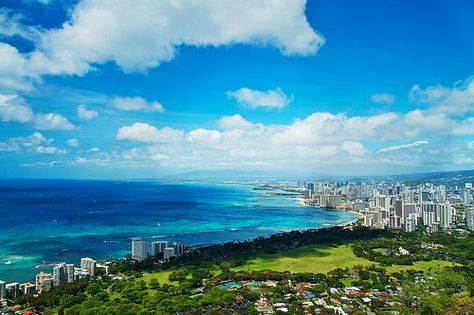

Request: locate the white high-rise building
(464, 190), (472, 204)
(466, 207), (474, 231)
(80, 258), (97, 276)
(172, 242), (185, 256)
(405, 213), (417, 232)
(439, 203), (452, 229)
(53, 263), (74, 286)
(363, 213), (374, 227)
(66, 264), (74, 283)
(131, 238), (148, 261)
(151, 241), (168, 256)
(0, 280), (6, 301)
(53, 264), (66, 286)
(422, 202), (436, 226)
(6, 283), (20, 299)
(375, 195), (390, 210)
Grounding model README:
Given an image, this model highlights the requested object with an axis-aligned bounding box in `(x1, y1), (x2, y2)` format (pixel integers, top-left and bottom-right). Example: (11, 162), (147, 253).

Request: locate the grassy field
(141, 269), (176, 284)
(232, 244), (458, 274)
(139, 244), (458, 284)
(233, 244), (373, 274)
(386, 259), (458, 273)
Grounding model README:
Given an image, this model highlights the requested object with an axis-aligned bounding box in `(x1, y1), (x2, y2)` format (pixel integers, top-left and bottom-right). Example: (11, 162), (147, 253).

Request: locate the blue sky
(0, 0), (473, 178)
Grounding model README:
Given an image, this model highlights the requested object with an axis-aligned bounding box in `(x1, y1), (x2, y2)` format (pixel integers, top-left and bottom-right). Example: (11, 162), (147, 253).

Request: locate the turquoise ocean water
(0, 179), (357, 282)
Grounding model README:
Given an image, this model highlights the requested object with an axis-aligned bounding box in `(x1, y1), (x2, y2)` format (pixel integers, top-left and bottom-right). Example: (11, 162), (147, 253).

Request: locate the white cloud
(341, 141), (366, 157)
(0, 43), (36, 92)
(33, 113), (75, 130)
(0, 9), (41, 41)
(0, 132), (66, 155)
(109, 103), (474, 171)
(116, 122), (183, 143)
(32, 0), (323, 75)
(227, 87), (292, 109)
(370, 93), (394, 105)
(0, 94), (34, 122)
(109, 97), (165, 112)
(35, 145), (67, 154)
(378, 141), (429, 153)
(0, 0), (322, 92)
(0, 93), (76, 131)
(217, 114), (254, 129)
(409, 76), (474, 116)
(77, 104), (98, 120)
(66, 138), (80, 147)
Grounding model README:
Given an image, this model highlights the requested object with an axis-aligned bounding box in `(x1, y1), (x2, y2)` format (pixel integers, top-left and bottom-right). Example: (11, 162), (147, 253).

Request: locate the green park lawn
(139, 243), (459, 284)
(386, 259), (458, 273)
(141, 269), (176, 284)
(233, 244), (374, 274)
(232, 244), (458, 274)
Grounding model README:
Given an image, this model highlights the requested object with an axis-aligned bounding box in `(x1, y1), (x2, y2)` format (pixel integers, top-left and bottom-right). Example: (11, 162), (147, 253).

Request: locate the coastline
(296, 197), (362, 227)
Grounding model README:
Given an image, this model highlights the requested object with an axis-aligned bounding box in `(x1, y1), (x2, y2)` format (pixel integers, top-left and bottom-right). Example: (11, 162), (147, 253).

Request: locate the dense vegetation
(11, 227), (474, 314)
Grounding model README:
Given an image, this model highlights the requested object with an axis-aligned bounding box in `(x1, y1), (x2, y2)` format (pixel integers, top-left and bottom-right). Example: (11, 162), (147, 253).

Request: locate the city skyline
(1, 0), (474, 178)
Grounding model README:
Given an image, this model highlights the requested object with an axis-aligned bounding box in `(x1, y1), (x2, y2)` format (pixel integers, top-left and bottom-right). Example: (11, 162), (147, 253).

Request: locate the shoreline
(296, 197), (362, 226)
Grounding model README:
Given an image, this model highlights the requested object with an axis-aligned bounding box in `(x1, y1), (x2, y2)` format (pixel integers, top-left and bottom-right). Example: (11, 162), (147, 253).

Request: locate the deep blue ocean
(0, 179), (357, 283)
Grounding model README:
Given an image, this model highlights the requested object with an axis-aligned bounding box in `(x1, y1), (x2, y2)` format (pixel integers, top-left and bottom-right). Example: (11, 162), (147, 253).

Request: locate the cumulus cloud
(227, 87), (292, 109)
(217, 114), (254, 129)
(108, 101), (474, 172)
(109, 97), (165, 112)
(116, 122), (183, 143)
(35, 145), (67, 154)
(33, 113), (75, 130)
(341, 141), (366, 157)
(0, 94), (34, 122)
(0, 94), (75, 130)
(0, 9), (41, 41)
(0, 0), (323, 93)
(77, 104), (98, 120)
(66, 138), (80, 147)
(370, 93), (394, 105)
(0, 132), (66, 154)
(409, 76), (474, 116)
(0, 43), (36, 92)
(35, 0), (323, 73)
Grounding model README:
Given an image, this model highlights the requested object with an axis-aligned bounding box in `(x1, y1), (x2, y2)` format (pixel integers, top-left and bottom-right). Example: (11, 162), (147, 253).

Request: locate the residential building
(66, 264), (74, 283)
(35, 272), (54, 293)
(464, 190), (472, 204)
(80, 257), (97, 276)
(405, 213), (417, 232)
(320, 195), (342, 208)
(466, 207), (474, 231)
(131, 238), (148, 261)
(438, 203), (453, 229)
(151, 241), (168, 256)
(20, 282), (36, 295)
(53, 264), (66, 286)
(5, 283), (20, 299)
(172, 242), (185, 256)
(0, 280), (5, 301)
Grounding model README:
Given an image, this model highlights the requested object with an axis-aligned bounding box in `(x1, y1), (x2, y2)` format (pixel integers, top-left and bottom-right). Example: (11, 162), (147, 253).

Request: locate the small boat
(4, 261), (13, 265)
